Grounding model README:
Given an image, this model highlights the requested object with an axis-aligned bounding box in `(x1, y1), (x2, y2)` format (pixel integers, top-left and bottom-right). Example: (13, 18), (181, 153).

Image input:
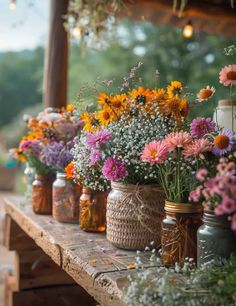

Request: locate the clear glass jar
(197, 210), (236, 266)
(32, 174), (54, 214)
(24, 163), (35, 197)
(80, 187), (107, 232)
(161, 201), (202, 266)
(213, 99), (236, 133)
(53, 172), (82, 223)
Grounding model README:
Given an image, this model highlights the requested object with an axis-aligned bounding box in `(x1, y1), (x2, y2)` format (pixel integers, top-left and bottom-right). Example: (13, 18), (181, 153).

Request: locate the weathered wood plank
(7, 283), (96, 306)
(4, 196), (159, 306)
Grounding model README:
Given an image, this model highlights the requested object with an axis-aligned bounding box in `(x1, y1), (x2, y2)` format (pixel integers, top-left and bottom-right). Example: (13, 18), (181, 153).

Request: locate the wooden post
(43, 0), (69, 108)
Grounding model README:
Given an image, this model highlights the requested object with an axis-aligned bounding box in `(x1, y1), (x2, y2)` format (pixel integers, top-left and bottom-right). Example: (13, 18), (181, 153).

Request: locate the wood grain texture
(4, 196), (160, 306)
(43, 0), (69, 108)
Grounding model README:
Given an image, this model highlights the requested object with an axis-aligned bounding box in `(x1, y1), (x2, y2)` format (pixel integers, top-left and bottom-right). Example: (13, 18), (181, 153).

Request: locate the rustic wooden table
(3, 196), (159, 306)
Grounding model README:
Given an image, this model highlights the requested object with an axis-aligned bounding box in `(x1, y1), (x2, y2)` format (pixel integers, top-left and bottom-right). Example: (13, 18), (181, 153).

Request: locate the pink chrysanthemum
(102, 157), (128, 181)
(164, 131), (192, 152)
(141, 140), (168, 165)
(183, 139), (212, 158)
(219, 64), (236, 86)
(86, 130), (112, 149)
(190, 117), (216, 139)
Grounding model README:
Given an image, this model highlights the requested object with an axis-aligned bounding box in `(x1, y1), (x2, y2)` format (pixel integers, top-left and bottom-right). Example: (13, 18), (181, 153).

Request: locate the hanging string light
(9, 0), (17, 11)
(183, 20), (193, 38)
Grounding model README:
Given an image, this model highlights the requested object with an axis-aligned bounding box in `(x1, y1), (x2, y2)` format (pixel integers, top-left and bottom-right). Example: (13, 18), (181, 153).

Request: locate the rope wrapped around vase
(106, 182), (165, 250)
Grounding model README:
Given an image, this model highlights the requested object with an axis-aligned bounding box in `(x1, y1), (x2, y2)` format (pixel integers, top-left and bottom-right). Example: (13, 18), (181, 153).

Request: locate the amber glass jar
(79, 187), (107, 232)
(32, 174), (54, 214)
(53, 172), (82, 223)
(161, 201), (202, 266)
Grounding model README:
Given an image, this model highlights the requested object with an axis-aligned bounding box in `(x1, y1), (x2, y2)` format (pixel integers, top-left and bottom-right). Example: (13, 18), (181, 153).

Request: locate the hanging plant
(64, 0), (124, 49)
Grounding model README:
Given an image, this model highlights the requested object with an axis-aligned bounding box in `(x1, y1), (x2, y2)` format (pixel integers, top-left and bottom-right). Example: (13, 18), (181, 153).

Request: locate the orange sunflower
(129, 86), (155, 113)
(98, 92), (113, 107)
(158, 96), (189, 124)
(167, 81), (183, 98)
(81, 112), (99, 133)
(97, 108), (116, 126)
(110, 94), (128, 116)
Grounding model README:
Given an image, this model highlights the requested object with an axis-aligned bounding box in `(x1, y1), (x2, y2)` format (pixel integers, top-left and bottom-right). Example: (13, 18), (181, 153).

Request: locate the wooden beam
(43, 0), (69, 108)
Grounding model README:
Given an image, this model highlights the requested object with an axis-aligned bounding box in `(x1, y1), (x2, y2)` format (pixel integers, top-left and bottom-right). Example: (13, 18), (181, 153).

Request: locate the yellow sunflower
(129, 86), (155, 114)
(167, 81), (183, 97)
(97, 108), (115, 126)
(152, 88), (167, 100)
(81, 112), (99, 133)
(98, 92), (113, 107)
(110, 94), (128, 116)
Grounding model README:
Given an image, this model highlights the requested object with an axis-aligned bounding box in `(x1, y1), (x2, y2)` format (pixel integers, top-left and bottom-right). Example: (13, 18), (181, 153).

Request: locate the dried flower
(196, 86), (215, 102)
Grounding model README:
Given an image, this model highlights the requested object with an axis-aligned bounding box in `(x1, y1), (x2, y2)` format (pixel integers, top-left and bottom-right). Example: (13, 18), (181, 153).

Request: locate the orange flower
(158, 96), (189, 123)
(66, 104), (74, 112)
(110, 94), (128, 116)
(129, 86), (155, 114)
(97, 108), (115, 126)
(81, 112), (100, 133)
(197, 86), (215, 102)
(27, 118), (38, 129)
(65, 162), (76, 179)
(167, 81), (183, 97)
(98, 92), (113, 107)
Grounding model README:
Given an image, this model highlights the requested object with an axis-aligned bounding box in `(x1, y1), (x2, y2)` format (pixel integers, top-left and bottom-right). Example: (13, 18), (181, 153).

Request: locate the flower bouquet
(73, 63), (190, 248)
(141, 114), (236, 264)
(10, 105), (82, 215)
(191, 155), (236, 265)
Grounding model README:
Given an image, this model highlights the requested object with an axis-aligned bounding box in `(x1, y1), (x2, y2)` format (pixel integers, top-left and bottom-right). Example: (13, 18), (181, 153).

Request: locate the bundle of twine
(106, 182), (165, 250)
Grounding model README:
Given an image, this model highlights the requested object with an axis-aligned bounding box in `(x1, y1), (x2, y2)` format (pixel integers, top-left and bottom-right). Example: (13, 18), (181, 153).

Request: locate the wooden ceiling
(121, 0), (236, 37)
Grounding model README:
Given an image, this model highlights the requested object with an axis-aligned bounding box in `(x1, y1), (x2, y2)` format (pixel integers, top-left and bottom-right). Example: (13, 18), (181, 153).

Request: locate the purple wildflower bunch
(19, 140), (42, 158)
(41, 141), (73, 172)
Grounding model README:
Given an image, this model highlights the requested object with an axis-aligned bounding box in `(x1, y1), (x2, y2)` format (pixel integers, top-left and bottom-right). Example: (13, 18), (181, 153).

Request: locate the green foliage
(0, 47), (44, 127)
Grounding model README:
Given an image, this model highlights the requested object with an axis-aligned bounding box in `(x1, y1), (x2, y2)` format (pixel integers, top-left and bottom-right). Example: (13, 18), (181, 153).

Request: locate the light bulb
(72, 27), (81, 38)
(183, 21), (193, 39)
(9, 0), (16, 11)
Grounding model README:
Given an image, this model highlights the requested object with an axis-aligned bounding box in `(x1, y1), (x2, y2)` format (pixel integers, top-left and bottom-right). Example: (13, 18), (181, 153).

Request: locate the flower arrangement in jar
(10, 105), (82, 215)
(190, 154), (236, 265)
(74, 63), (191, 248)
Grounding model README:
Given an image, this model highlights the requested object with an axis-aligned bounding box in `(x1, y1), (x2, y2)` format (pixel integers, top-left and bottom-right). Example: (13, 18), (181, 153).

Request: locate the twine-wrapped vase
(106, 182), (165, 250)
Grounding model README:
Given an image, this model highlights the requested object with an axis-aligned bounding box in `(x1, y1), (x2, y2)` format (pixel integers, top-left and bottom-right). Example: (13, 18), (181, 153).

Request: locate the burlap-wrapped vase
(106, 182), (165, 250)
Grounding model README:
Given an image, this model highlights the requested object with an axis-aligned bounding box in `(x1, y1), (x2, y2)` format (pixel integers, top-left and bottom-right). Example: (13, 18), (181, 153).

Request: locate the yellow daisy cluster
(80, 81), (189, 132)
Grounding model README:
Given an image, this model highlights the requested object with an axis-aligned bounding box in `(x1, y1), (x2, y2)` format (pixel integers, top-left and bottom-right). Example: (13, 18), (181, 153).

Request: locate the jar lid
(218, 99), (236, 107)
(56, 172), (66, 179)
(165, 201), (203, 213)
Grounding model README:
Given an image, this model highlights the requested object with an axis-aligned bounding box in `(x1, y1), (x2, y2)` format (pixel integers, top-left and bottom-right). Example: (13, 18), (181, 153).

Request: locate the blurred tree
(0, 47), (44, 127)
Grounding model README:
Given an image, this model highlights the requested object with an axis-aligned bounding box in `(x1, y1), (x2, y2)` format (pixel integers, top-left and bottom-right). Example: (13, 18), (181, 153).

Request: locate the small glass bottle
(197, 210), (236, 266)
(161, 201), (202, 266)
(53, 172), (82, 223)
(80, 187), (107, 232)
(32, 174), (54, 214)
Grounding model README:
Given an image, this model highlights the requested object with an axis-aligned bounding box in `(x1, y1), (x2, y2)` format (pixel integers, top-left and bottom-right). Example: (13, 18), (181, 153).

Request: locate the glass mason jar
(52, 172), (82, 223)
(79, 187), (107, 232)
(197, 210), (236, 266)
(24, 163), (35, 195)
(213, 99), (236, 133)
(161, 201), (203, 266)
(32, 174), (54, 214)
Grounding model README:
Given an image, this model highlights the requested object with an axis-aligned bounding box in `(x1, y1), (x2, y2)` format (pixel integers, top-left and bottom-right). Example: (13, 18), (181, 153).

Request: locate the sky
(0, 0), (49, 51)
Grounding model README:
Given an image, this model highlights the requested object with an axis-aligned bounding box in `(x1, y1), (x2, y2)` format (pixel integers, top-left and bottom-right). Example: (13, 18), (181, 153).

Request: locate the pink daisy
(183, 138), (212, 158)
(164, 131), (192, 152)
(219, 64), (236, 86)
(141, 140), (168, 165)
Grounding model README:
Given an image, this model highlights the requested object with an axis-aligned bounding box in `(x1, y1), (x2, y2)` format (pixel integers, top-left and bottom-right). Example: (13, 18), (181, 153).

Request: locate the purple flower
(212, 129), (235, 156)
(89, 150), (102, 166)
(42, 142), (73, 172)
(102, 157), (128, 181)
(19, 140), (42, 157)
(190, 117), (215, 138)
(86, 130), (112, 149)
